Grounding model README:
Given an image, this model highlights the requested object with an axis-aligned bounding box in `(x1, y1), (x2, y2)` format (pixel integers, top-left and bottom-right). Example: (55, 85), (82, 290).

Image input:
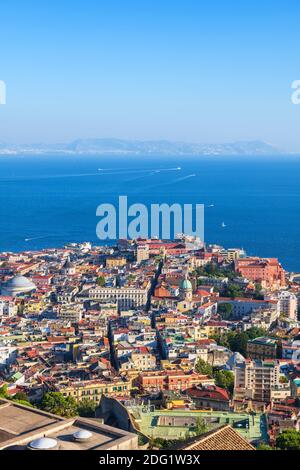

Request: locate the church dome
(1, 275), (36, 296)
(180, 276), (192, 290)
(6, 275), (35, 289)
(61, 257), (76, 274)
(63, 258), (75, 269)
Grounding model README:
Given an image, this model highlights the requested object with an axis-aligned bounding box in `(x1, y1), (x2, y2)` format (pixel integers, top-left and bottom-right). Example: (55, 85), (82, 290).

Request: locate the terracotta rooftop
(181, 425), (255, 451)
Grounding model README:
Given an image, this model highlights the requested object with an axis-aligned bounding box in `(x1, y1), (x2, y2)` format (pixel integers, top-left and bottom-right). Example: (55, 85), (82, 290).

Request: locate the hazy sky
(1, 0), (300, 151)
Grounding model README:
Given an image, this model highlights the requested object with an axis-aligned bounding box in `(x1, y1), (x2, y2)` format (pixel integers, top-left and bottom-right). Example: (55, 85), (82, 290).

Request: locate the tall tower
(179, 272), (193, 301)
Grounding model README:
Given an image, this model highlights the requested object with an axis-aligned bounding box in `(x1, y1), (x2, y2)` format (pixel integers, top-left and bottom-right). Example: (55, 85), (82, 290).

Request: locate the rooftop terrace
(129, 407), (267, 444)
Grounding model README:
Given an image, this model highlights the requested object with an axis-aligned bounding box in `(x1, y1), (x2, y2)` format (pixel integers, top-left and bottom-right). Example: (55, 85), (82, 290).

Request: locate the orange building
(138, 370), (213, 392)
(235, 257), (285, 289)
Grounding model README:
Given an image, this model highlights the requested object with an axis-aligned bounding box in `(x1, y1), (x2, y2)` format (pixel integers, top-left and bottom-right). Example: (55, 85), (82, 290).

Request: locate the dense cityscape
(0, 236), (300, 450)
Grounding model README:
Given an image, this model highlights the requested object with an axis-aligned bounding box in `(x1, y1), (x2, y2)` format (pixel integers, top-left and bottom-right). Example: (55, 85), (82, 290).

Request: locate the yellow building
(60, 377), (132, 402)
(177, 299), (194, 312)
(106, 257), (127, 268)
(201, 323), (228, 337)
(23, 299), (43, 314)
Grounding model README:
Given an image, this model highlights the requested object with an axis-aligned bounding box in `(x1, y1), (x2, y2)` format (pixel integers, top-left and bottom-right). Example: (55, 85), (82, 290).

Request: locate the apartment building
(139, 370), (214, 393)
(59, 377), (132, 402)
(247, 337), (278, 360)
(277, 291), (297, 319)
(105, 256), (127, 268)
(219, 248), (246, 262)
(57, 303), (83, 322)
(234, 359), (281, 404)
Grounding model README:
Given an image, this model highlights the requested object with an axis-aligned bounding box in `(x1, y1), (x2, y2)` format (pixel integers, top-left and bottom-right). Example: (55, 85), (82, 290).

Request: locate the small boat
(221, 221), (226, 228)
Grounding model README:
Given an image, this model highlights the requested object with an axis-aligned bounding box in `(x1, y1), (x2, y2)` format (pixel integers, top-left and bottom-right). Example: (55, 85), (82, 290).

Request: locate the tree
(41, 392), (78, 418)
(195, 358), (213, 376)
(0, 386), (33, 407)
(279, 375), (288, 384)
(228, 332), (249, 357)
(194, 417), (207, 436)
(77, 398), (97, 417)
(150, 438), (180, 449)
(13, 399), (34, 408)
(253, 283), (264, 300)
(246, 327), (267, 340)
(223, 283), (244, 299)
(96, 276), (106, 287)
(217, 303), (233, 320)
(213, 370), (234, 394)
(276, 429), (300, 450)
(14, 391), (29, 402)
(257, 443), (274, 450)
(0, 384), (8, 398)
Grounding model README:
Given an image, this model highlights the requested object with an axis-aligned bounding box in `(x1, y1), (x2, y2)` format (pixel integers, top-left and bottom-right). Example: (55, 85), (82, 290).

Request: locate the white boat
(221, 221), (226, 228)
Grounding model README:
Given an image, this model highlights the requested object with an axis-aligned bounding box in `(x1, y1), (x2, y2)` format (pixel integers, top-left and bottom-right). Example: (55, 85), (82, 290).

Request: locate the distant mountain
(0, 138), (283, 156)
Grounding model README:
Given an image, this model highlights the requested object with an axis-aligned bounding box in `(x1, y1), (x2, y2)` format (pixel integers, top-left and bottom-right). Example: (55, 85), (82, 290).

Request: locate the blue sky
(1, 0), (300, 151)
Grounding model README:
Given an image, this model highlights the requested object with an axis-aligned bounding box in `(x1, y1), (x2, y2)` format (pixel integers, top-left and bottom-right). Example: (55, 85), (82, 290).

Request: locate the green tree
(213, 370), (234, 394)
(77, 398), (97, 417)
(279, 376), (288, 384)
(246, 327), (267, 340)
(150, 438), (182, 449)
(209, 328), (272, 358)
(13, 399), (34, 408)
(0, 386), (33, 407)
(228, 332), (249, 357)
(13, 391), (29, 402)
(253, 283), (264, 300)
(0, 384), (9, 398)
(276, 429), (300, 450)
(96, 275), (106, 287)
(217, 303), (233, 320)
(223, 283), (244, 299)
(195, 358), (213, 376)
(194, 417), (207, 436)
(257, 443), (274, 450)
(41, 392), (78, 418)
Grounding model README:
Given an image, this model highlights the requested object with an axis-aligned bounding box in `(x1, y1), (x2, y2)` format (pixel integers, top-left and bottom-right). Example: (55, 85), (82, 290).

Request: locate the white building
(89, 286), (148, 308)
(218, 297), (279, 318)
(234, 359), (281, 403)
(57, 303), (83, 322)
(0, 297), (17, 317)
(136, 244), (149, 263)
(278, 291), (298, 320)
(265, 291), (298, 320)
(0, 343), (17, 367)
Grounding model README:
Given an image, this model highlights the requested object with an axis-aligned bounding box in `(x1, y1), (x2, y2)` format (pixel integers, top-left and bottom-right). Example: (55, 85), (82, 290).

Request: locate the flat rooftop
(0, 399), (62, 442)
(0, 400), (138, 450)
(129, 407), (267, 443)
